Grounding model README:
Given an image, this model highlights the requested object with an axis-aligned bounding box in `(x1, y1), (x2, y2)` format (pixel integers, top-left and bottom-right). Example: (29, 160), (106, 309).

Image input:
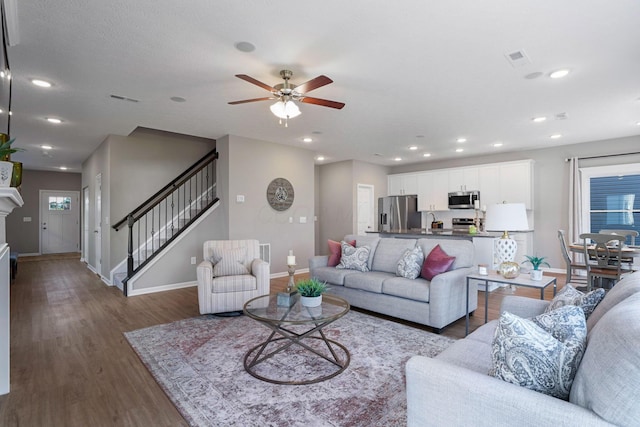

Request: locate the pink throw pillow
(421, 244), (456, 280)
(328, 239), (355, 267)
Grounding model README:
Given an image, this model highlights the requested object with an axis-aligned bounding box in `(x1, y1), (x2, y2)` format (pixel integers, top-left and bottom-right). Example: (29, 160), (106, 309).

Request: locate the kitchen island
(368, 230), (502, 240)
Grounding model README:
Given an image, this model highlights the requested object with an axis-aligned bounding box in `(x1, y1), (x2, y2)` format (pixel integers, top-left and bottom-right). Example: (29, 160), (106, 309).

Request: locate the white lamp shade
(484, 203), (529, 232)
(270, 100), (301, 119)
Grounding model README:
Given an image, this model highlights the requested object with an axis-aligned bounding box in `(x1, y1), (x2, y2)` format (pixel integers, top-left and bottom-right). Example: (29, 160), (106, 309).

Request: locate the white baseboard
(128, 281), (197, 297)
(15, 252), (41, 257)
(270, 268), (310, 279)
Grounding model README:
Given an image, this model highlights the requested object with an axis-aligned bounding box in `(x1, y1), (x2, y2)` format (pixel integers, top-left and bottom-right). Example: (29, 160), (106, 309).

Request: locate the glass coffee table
(243, 293), (350, 385)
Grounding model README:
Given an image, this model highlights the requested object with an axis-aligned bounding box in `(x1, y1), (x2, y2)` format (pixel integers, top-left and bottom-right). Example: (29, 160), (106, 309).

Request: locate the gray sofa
(309, 234), (477, 332)
(406, 271), (640, 426)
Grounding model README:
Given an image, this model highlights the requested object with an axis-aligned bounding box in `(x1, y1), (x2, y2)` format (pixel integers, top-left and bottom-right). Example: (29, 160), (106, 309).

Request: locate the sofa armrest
(406, 356), (613, 427)
(196, 260), (214, 314)
(500, 295), (549, 318)
(251, 258), (271, 294)
(309, 255), (329, 274)
(428, 266), (478, 327)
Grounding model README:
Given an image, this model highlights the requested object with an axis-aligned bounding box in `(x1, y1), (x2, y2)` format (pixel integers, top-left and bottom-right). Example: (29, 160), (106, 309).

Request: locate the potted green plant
(295, 278), (327, 307)
(0, 135), (25, 188)
(522, 255), (550, 281)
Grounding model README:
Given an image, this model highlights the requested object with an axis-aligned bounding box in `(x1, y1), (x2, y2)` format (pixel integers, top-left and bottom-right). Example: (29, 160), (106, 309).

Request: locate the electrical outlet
(190, 256), (196, 265)
(289, 217), (293, 223)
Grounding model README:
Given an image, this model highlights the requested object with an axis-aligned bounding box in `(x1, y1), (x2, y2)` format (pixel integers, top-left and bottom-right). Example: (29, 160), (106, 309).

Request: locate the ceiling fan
(228, 70), (345, 126)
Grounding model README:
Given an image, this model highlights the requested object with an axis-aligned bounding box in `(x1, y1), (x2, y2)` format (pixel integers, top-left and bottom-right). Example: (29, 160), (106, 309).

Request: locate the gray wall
(7, 170), (82, 254)
(385, 134), (640, 270)
(220, 135), (316, 274)
(315, 160), (389, 255)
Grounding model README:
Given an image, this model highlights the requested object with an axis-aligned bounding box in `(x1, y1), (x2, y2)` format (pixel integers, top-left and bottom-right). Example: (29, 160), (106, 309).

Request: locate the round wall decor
(266, 177), (294, 211)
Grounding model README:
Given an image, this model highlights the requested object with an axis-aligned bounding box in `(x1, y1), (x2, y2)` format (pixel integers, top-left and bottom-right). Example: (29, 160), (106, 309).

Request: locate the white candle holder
(277, 264), (298, 307)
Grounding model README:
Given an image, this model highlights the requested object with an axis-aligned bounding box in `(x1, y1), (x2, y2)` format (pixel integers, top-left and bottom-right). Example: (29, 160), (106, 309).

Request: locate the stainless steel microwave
(448, 191), (480, 209)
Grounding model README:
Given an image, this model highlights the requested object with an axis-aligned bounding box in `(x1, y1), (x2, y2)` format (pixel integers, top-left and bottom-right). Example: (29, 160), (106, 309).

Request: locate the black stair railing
(113, 148), (219, 296)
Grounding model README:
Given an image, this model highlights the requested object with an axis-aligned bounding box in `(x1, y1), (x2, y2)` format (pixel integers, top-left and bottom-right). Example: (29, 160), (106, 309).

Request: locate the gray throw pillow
(336, 241), (371, 272)
(212, 247), (249, 277)
(545, 284), (606, 319)
(490, 305), (587, 400)
(396, 246), (424, 279)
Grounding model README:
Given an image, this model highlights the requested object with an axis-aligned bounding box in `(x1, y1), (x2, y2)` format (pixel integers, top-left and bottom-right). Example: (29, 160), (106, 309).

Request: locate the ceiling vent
(555, 112), (568, 120)
(505, 50), (531, 68)
(110, 94), (139, 103)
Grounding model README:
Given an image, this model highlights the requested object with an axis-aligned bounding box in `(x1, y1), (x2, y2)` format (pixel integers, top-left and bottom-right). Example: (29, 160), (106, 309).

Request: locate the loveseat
(309, 234), (477, 332)
(406, 271), (640, 426)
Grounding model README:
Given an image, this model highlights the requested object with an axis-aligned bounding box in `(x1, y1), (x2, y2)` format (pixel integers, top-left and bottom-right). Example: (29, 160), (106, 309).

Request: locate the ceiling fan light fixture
(270, 100), (301, 119)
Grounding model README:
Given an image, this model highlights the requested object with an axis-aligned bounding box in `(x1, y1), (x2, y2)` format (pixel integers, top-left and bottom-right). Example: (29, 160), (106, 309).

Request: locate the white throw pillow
(490, 305), (587, 400)
(336, 241), (371, 272)
(396, 246), (424, 279)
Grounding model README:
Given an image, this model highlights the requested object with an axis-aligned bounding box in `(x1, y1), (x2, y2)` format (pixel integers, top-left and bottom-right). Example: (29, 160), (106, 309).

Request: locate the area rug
(124, 310), (455, 427)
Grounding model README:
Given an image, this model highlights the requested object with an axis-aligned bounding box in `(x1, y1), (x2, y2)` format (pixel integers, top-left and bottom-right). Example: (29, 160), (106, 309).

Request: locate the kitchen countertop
(367, 229), (534, 239)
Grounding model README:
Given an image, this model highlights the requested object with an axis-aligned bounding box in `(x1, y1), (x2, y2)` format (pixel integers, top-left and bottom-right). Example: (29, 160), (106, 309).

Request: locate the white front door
(357, 184), (375, 235)
(40, 190), (80, 254)
(82, 186), (89, 262)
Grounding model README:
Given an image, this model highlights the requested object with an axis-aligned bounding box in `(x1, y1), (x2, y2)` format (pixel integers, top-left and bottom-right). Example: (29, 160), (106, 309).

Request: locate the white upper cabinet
(388, 173), (419, 195)
(498, 161), (534, 209)
(418, 171), (449, 211)
(448, 167), (479, 192)
(478, 165), (500, 208)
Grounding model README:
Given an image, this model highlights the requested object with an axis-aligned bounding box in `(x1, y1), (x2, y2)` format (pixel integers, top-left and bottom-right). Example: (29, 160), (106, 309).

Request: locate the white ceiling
(5, 0), (640, 171)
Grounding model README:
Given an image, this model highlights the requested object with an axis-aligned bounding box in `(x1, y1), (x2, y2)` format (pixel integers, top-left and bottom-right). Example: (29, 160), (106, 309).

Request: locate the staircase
(112, 149), (219, 296)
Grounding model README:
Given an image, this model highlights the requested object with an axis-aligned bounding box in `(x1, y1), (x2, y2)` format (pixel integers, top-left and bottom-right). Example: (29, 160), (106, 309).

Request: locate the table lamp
(485, 203), (529, 277)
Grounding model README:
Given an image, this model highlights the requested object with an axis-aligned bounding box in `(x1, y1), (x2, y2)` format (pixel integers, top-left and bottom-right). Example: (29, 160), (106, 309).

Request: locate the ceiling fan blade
(294, 75), (333, 94)
(235, 74), (276, 92)
(300, 96), (345, 110)
(228, 97), (274, 105)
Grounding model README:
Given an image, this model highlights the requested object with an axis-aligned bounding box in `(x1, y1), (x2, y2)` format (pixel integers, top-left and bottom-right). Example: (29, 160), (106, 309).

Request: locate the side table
(465, 272), (557, 336)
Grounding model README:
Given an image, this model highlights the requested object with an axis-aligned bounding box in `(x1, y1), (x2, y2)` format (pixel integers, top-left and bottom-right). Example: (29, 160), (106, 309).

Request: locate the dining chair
(579, 233), (634, 291)
(599, 229), (638, 246)
(558, 230), (588, 285)
(599, 229), (639, 269)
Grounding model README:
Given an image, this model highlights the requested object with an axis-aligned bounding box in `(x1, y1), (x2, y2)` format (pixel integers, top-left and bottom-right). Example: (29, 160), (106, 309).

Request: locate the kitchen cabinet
(478, 165), (500, 207)
(417, 171), (449, 211)
(477, 160), (534, 210)
(448, 167), (479, 192)
(388, 173), (419, 196)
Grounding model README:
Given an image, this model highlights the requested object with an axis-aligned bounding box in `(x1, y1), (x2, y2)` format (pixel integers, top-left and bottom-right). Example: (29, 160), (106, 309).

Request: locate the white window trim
(580, 163), (640, 232)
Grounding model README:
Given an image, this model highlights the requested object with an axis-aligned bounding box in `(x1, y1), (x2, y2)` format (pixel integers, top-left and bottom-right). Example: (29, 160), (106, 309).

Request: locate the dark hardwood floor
(0, 255), (567, 426)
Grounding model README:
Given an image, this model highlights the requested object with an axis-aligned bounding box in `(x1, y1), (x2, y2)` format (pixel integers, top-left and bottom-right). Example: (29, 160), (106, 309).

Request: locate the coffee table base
(244, 332), (350, 385)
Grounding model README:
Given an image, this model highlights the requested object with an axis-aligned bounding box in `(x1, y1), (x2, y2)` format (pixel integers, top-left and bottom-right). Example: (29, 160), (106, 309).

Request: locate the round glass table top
(243, 293), (350, 325)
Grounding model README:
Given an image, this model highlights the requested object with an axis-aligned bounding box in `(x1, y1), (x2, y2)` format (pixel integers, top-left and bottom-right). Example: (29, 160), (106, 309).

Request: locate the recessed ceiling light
(303, 137), (313, 143)
(0, 108), (3, 113)
(455, 148), (464, 153)
(316, 156), (325, 161)
(394, 157), (402, 161)
(493, 142), (503, 147)
(41, 145), (53, 150)
(549, 69), (570, 79)
(235, 41), (256, 52)
(524, 71), (543, 80)
(636, 121), (640, 126)
(456, 138), (467, 143)
(550, 134), (562, 139)
(31, 79), (52, 88)
(532, 116), (547, 123)
(408, 145), (418, 150)
(423, 153), (431, 157)
(59, 166), (68, 170)
(46, 117), (62, 124)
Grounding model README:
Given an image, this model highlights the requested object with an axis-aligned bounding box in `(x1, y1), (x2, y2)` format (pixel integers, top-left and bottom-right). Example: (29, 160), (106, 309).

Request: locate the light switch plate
(299, 216), (307, 223)
(23, 217), (32, 222)
(236, 195), (245, 203)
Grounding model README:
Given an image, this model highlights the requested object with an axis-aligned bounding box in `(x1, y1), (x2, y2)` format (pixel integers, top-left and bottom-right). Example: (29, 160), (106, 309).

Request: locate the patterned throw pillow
(327, 239), (355, 267)
(336, 241), (371, 272)
(396, 246), (424, 279)
(212, 247), (249, 277)
(490, 305), (587, 400)
(544, 284), (606, 319)
(420, 244), (456, 280)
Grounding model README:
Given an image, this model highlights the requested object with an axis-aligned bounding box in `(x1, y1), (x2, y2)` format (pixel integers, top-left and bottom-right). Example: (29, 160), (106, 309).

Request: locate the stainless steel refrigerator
(378, 195), (421, 232)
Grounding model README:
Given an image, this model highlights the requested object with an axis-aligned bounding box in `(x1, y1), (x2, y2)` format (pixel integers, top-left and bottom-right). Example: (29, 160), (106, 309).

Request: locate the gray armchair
(196, 239), (270, 314)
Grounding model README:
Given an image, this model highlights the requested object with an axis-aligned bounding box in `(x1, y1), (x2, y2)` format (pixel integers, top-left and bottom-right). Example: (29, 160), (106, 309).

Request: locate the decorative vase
(0, 161), (13, 187)
(11, 161), (22, 188)
(530, 269), (543, 281)
(300, 295), (322, 307)
(499, 261), (520, 279)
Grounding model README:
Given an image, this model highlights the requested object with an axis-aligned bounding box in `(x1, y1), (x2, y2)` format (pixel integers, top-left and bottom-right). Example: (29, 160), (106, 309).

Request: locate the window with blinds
(589, 174), (640, 243)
